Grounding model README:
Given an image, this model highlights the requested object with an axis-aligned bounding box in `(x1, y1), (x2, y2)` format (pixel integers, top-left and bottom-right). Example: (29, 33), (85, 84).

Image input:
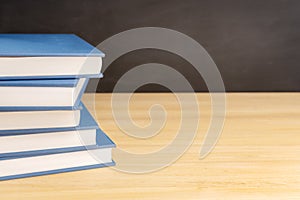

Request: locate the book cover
(0, 34), (104, 57)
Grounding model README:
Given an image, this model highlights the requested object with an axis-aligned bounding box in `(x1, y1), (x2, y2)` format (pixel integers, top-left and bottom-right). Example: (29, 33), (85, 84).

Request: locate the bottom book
(0, 148), (115, 181)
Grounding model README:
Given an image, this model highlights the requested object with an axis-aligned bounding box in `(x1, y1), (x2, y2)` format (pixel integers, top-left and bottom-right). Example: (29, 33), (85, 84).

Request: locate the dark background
(0, 0), (299, 92)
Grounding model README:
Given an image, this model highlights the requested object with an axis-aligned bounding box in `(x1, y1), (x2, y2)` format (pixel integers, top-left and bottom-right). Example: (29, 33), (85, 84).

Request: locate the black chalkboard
(0, 0), (299, 92)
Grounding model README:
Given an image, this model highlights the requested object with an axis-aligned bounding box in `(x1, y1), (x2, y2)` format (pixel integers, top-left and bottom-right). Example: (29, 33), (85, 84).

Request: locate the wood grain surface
(0, 93), (300, 199)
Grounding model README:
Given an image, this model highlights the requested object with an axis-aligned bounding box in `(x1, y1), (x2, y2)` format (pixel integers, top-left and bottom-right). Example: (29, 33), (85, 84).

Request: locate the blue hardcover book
(0, 103), (98, 135)
(0, 145), (115, 181)
(0, 77), (91, 110)
(0, 129), (116, 159)
(0, 34), (104, 79)
(0, 160), (115, 181)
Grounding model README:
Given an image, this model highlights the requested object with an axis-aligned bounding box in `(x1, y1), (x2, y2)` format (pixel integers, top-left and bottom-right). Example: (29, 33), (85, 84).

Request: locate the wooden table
(0, 93), (300, 199)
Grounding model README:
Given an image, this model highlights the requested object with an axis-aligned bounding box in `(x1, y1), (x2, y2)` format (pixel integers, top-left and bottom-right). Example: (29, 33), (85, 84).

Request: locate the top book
(0, 34), (104, 79)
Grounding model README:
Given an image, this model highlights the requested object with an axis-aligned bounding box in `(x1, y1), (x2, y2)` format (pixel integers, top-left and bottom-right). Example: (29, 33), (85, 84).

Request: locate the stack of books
(0, 34), (115, 181)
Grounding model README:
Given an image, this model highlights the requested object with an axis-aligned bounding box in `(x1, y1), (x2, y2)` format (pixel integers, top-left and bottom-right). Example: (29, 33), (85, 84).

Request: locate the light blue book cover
(0, 78), (80, 87)
(0, 34), (104, 57)
(0, 34), (104, 79)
